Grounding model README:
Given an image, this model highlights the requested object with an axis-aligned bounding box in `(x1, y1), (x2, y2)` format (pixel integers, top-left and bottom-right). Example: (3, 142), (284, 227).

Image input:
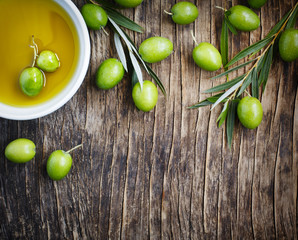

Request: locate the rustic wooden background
(0, 0), (297, 239)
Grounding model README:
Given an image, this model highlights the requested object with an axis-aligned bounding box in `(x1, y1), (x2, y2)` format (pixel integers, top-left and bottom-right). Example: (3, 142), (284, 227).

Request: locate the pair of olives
(136, 36), (175, 111)
(193, 4), (262, 72)
(19, 40), (60, 97)
(96, 58), (159, 112)
(4, 138), (77, 181)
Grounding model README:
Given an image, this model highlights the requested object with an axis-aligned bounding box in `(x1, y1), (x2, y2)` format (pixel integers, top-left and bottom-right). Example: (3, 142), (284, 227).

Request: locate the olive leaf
(129, 50), (143, 88)
(211, 80), (243, 110)
(146, 64), (167, 96)
(251, 68), (259, 98)
(267, 10), (291, 37)
(217, 101), (229, 128)
(131, 70), (139, 87)
(259, 45), (274, 91)
(204, 74), (245, 93)
(211, 59), (256, 79)
(237, 72), (253, 97)
(224, 15), (238, 35)
(225, 35), (274, 67)
(220, 18), (229, 68)
(93, 0), (144, 33)
(286, 5), (298, 29)
(188, 93), (224, 109)
(114, 33), (128, 71)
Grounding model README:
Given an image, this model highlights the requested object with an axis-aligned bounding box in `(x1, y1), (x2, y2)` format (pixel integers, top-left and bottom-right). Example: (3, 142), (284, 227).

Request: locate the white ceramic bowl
(0, 0), (90, 120)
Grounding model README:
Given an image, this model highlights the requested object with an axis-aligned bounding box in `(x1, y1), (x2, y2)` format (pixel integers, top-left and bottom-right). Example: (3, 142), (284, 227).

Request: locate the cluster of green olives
(81, 2), (174, 112)
(192, 4), (262, 72)
(4, 138), (80, 181)
(19, 37), (60, 97)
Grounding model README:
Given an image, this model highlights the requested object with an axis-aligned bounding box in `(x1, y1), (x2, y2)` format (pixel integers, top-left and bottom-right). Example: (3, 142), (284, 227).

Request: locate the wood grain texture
(0, 0), (297, 239)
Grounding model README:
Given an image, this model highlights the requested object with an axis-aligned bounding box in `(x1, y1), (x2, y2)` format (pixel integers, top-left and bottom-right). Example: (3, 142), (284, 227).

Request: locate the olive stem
(29, 35), (38, 67)
(164, 10), (173, 16)
(66, 144), (83, 154)
(89, 0), (101, 7)
(190, 31), (198, 46)
(245, 90), (251, 97)
(215, 6), (227, 12)
(102, 27), (109, 36)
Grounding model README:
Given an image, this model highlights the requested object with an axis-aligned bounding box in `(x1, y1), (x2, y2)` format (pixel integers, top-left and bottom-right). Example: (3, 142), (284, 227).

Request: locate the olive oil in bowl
(0, 0), (80, 107)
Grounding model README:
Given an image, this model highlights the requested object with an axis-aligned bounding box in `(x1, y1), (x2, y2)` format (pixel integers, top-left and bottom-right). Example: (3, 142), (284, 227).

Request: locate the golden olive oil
(0, 0), (79, 106)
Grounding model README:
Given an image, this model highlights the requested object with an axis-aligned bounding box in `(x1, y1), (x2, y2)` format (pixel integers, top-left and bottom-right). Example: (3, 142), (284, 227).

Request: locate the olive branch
(189, 2), (298, 148)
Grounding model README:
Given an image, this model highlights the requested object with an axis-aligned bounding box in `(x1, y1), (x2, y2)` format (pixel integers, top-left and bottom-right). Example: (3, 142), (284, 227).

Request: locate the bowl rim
(0, 0), (91, 121)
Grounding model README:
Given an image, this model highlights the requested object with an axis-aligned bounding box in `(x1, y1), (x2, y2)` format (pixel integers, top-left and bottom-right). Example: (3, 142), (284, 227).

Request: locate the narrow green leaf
(188, 100), (213, 109)
(207, 93), (225, 103)
(237, 71), (253, 97)
(146, 64), (167, 96)
(211, 59), (256, 80)
(225, 36), (274, 67)
(105, 8), (144, 33)
(227, 101), (238, 149)
(286, 4), (298, 29)
(251, 68), (259, 98)
(259, 45), (274, 91)
(114, 33), (128, 71)
(256, 54), (266, 73)
(224, 15), (238, 35)
(220, 18), (229, 68)
(267, 10), (291, 37)
(211, 80), (243, 110)
(131, 70), (138, 87)
(188, 93), (224, 109)
(129, 50), (143, 88)
(204, 74), (245, 93)
(217, 101), (229, 128)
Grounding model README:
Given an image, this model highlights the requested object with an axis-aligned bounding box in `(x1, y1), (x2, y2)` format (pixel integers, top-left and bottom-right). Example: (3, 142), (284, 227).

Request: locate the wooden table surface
(1, 0), (297, 239)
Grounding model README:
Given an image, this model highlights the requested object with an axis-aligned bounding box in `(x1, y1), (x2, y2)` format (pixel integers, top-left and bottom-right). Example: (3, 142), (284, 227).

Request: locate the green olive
(170, 2), (199, 25)
(132, 80), (158, 112)
(247, 0), (267, 9)
(5, 138), (36, 163)
(237, 96), (263, 129)
(139, 37), (173, 63)
(46, 150), (72, 181)
(228, 5), (260, 32)
(36, 50), (60, 72)
(114, 0), (143, 8)
(96, 58), (124, 90)
(19, 67), (44, 97)
(81, 3), (108, 30)
(192, 42), (222, 71)
(279, 29), (298, 62)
